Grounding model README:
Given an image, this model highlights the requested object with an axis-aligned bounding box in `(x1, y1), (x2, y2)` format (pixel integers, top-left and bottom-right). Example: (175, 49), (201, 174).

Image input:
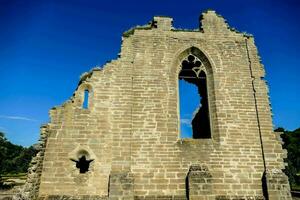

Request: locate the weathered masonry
(18, 10), (292, 200)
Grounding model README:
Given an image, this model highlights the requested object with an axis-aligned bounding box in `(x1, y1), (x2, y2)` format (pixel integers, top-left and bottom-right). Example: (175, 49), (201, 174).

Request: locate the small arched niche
(177, 47), (213, 139)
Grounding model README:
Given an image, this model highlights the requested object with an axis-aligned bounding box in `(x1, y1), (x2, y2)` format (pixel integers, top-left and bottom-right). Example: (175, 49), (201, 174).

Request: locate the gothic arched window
(179, 54), (211, 139)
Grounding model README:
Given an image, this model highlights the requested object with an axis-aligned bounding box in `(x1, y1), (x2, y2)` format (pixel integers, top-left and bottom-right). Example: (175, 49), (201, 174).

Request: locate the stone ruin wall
(17, 10), (292, 200)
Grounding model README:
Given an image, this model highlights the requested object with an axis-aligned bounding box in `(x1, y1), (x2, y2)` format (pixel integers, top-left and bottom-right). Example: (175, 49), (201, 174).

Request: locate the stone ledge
(37, 195), (107, 200)
(215, 196), (264, 200)
(134, 195), (186, 200)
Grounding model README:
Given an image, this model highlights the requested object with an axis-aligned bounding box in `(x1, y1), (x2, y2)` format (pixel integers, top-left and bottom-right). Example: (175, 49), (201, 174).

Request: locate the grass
(292, 184), (300, 191)
(1, 173), (27, 179)
(0, 173), (27, 190)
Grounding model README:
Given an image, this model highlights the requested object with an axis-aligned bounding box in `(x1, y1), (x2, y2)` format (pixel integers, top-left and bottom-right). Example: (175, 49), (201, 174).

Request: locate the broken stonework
(187, 164), (213, 199)
(13, 125), (49, 200)
(16, 10), (291, 200)
(108, 172), (134, 200)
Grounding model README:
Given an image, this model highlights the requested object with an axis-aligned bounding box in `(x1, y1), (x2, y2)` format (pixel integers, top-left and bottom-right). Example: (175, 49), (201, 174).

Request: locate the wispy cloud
(181, 118), (191, 127)
(0, 115), (38, 122)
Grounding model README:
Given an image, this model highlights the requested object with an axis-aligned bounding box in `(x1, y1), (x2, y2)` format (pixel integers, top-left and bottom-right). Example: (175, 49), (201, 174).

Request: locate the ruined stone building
(18, 10), (292, 200)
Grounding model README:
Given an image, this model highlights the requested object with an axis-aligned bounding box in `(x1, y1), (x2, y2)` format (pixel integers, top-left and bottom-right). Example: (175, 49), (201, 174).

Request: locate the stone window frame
(76, 83), (94, 110)
(173, 46), (219, 141)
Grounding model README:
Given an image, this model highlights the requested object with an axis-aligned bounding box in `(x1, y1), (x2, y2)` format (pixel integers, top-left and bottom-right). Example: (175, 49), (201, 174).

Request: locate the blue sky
(0, 0), (299, 146)
(179, 80), (200, 138)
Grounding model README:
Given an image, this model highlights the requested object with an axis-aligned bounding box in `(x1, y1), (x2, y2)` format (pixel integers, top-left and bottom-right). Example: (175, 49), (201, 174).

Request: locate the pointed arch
(174, 46), (218, 140)
(174, 46), (214, 76)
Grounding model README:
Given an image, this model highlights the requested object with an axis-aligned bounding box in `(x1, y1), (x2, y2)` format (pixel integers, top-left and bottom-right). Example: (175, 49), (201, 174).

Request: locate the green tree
(0, 132), (8, 187)
(0, 132), (37, 189)
(277, 128), (300, 189)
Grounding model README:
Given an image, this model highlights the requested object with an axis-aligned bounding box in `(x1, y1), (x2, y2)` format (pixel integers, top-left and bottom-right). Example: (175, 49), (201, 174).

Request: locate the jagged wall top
(123, 10), (250, 37)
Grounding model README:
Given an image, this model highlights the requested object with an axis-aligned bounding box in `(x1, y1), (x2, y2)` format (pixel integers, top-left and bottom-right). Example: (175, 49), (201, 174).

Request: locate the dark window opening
(71, 155), (94, 173)
(83, 89), (89, 109)
(151, 20), (158, 28)
(179, 55), (211, 139)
